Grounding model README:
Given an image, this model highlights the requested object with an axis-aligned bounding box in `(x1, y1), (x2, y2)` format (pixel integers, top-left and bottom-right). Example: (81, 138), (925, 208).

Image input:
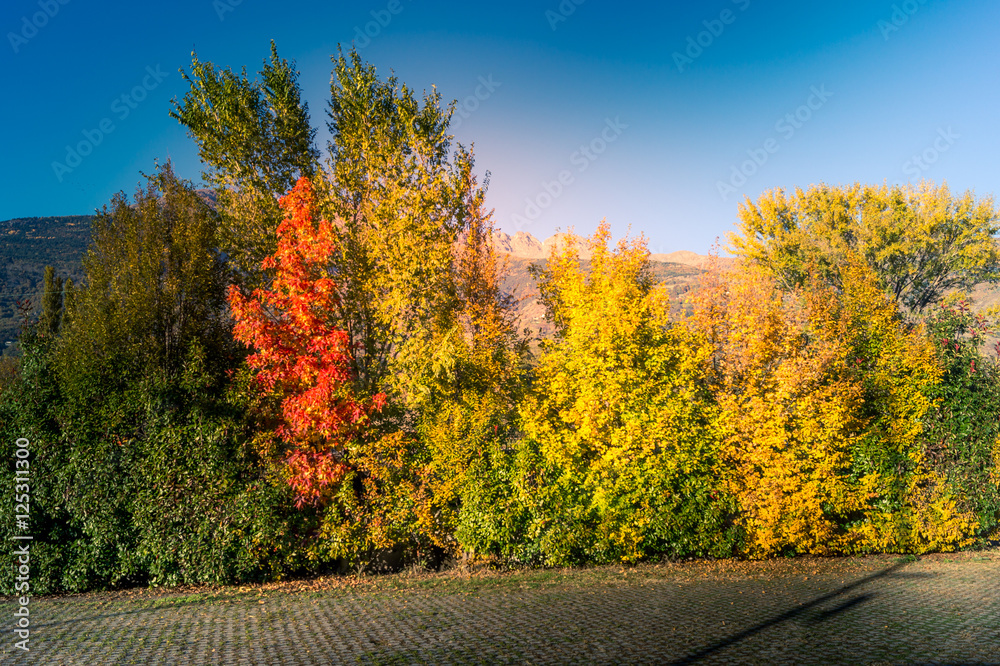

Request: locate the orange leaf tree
(229, 177), (384, 507)
(690, 260), (869, 557)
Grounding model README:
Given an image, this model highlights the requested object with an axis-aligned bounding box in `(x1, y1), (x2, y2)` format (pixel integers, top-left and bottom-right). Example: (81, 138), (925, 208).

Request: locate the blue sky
(1, 0), (997, 253)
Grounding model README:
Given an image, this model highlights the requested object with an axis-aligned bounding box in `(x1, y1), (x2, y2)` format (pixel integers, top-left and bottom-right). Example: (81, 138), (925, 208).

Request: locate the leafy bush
(0, 167), (306, 594)
(922, 300), (1000, 544)
(514, 222), (738, 565)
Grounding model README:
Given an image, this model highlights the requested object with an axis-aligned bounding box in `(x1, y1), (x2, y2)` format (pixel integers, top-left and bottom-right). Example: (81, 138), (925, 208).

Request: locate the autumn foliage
(690, 261), (867, 557)
(690, 255), (979, 558)
(221, 185), (994, 564)
(7, 44), (999, 595)
(516, 222), (735, 564)
(229, 177), (385, 507)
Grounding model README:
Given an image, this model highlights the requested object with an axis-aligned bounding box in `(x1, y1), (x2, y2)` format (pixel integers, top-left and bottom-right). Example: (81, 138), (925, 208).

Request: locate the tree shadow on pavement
(668, 560), (936, 665)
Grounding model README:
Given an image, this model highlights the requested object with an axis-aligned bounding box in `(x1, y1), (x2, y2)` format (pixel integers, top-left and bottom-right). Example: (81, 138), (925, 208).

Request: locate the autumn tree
(730, 182), (1000, 313)
(173, 45), (494, 410)
(414, 169), (530, 558)
(832, 259), (977, 552)
(319, 49), (483, 405)
(172, 44), (526, 567)
(691, 254), (980, 557)
(171, 41), (320, 280)
(228, 177), (384, 507)
(691, 259), (871, 557)
(515, 222), (733, 564)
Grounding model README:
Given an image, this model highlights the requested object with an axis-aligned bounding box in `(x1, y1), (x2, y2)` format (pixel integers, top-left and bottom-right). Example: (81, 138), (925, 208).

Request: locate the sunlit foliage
(731, 182), (1000, 313)
(516, 222), (736, 564)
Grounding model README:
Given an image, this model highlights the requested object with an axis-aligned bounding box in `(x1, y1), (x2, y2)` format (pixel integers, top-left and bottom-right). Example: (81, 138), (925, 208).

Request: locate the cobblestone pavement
(2, 549), (998, 665)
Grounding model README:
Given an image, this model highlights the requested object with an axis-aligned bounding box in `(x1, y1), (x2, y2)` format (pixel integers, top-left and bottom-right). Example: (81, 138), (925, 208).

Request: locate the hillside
(0, 220), (715, 352)
(28, 223), (986, 354)
(1, 216), (93, 351)
(494, 232), (709, 339)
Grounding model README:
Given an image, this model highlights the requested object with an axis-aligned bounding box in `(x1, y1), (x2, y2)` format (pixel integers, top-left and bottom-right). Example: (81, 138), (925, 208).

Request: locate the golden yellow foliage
(692, 254), (979, 557)
(691, 260), (867, 557)
(520, 221), (731, 564)
(730, 182), (999, 313)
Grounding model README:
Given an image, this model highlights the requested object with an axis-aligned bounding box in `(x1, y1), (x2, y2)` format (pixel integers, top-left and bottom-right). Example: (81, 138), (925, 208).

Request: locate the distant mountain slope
(494, 232), (708, 339)
(1, 216), (93, 351)
(0, 219), (722, 353)
(1, 189), (215, 353)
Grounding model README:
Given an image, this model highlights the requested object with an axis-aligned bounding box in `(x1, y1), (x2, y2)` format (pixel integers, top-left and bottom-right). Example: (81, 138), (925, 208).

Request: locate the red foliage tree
(229, 177), (384, 506)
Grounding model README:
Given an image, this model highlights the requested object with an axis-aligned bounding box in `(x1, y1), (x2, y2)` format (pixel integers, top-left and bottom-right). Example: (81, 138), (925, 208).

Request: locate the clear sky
(2, 0), (998, 254)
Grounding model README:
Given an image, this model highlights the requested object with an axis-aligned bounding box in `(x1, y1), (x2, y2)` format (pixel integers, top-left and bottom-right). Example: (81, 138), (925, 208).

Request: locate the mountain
(0, 218), (716, 354)
(492, 231), (546, 258)
(493, 231), (727, 268)
(650, 250), (711, 269)
(0, 215), (93, 351)
(490, 231), (593, 260)
(493, 231), (711, 339)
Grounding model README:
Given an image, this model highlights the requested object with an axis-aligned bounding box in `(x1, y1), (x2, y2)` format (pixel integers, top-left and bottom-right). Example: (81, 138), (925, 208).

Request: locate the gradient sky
(2, 0), (998, 254)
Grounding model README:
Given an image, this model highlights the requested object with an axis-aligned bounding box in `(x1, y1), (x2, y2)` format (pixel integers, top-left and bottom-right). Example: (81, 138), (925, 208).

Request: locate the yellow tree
(691, 254), (979, 557)
(519, 221), (732, 564)
(691, 260), (868, 557)
(730, 182), (999, 313)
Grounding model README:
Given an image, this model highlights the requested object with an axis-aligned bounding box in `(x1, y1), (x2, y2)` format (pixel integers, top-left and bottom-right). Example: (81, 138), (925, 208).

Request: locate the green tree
(38, 265), (64, 338)
(922, 300), (1000, 543)
(170, 41), (320, 279)
(0, 163), (303, 594)
(57, 162), (232, 378)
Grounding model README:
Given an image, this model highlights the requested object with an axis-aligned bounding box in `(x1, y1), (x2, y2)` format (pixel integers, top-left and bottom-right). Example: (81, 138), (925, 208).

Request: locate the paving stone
(2, 551), (999, 664)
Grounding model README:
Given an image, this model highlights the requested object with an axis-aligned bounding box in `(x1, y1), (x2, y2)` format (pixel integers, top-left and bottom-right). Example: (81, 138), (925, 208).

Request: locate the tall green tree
(320, 48), (478, 405)
(922, 301), (1000, 544)
(170, 41), (320, 279)
(38, 265), (64, 338)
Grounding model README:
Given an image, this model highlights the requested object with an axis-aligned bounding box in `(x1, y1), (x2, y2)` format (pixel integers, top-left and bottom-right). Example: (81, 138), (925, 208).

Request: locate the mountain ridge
(491, 230), (721, 268)
(0, 216), (716, 350)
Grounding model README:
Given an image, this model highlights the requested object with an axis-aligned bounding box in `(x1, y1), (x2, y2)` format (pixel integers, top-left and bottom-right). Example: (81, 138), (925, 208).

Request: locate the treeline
(2, 45), (999, 594)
